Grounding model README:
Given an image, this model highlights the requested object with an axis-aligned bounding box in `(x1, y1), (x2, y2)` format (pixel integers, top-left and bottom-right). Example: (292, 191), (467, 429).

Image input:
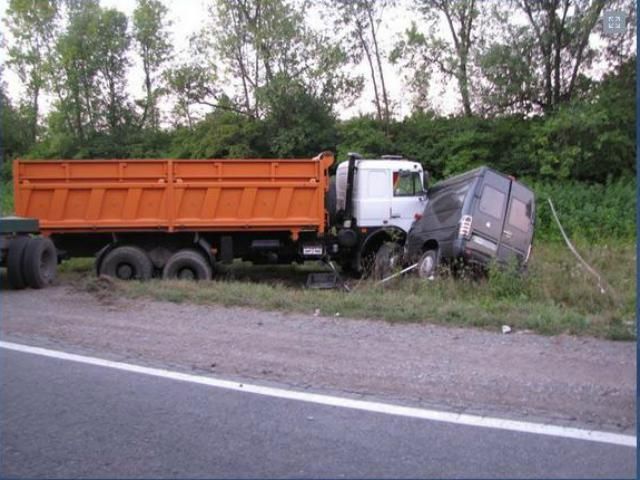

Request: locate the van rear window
(508, 198), (531, 232)
(478, 185), (505, 219)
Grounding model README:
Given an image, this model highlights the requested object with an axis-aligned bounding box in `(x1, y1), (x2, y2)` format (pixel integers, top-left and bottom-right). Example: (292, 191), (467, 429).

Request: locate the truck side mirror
(422, 171), (429, 190)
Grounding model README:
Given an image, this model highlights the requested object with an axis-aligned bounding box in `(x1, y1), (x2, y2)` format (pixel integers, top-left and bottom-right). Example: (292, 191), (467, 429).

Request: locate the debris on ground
(502, 325), (512, 334)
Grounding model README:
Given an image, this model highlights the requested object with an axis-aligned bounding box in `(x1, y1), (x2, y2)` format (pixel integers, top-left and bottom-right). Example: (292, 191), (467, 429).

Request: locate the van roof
(431, 166), (510, 189)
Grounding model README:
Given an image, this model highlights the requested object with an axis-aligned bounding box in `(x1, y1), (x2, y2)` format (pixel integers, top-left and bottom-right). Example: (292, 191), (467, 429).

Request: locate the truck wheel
(23, 237), (58, 289)
(417, 249), (439, 280)
(162, 249), (212, 281)
(7, 236), (30, 289)
(100, 246), (153, 281)
(373, 243), (403, 281)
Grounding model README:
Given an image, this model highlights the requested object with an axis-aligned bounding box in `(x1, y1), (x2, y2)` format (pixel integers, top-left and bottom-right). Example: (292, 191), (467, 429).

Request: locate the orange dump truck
(13, 152), (336, 280)
(13, 151), (429, 282)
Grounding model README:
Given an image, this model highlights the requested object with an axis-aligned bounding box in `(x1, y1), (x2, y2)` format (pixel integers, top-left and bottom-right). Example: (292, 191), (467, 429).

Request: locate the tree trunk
(140, 45), (153, 130)
(31, 83), (39, 142)
(355, 19), (382, 122)
(366, 5), (390, 125)
(458, 60), (472, 116)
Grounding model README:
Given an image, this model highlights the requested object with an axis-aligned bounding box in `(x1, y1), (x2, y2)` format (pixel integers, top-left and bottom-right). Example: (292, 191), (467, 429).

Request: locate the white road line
(0, 340), (635, 448)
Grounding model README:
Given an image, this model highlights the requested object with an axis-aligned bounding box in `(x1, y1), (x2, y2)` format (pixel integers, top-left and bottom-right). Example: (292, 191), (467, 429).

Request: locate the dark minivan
(406, 166), (535, 278)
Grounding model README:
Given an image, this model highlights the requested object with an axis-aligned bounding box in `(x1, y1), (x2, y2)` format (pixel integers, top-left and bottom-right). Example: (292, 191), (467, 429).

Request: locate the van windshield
(427, 180), (471, 222)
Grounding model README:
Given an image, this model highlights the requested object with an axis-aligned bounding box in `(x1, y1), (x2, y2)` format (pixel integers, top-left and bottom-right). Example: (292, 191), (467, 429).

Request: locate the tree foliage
(392, 0), (481, 116)
(327, 0), (394, 125)
(0, 0), (634, 190)
(133, 0), (172, 130)
(4, 0), (60, 141)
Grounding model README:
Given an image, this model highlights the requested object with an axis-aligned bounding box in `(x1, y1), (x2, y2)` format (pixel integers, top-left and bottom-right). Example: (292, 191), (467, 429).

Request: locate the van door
(471, 171), (511, 251)
(498, 182), (535, 264)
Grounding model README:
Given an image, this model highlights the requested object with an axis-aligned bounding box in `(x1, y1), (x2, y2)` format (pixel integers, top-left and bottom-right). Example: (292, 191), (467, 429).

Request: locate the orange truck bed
(13, 152), (334, 237)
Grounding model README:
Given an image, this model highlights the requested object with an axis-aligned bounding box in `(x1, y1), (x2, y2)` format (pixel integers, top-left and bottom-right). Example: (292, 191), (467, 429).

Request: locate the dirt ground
(1, 285), (636, 433)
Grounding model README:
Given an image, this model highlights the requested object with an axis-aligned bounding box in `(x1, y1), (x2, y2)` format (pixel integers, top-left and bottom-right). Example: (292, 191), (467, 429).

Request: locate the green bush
(529, 178), (636, 243)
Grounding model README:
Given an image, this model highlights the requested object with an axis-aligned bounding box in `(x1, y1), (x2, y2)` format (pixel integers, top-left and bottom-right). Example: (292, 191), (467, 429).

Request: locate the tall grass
(530, 178), (636, 243)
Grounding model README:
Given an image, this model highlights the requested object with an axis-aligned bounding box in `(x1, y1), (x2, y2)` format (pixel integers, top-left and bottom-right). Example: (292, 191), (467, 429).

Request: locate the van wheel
(373, 243), (403, 280)
(163, 249), (212, 281)
(23, 237), (58, 289)
(7, 236), (30, 289)
(417, 250), (439, 280)
(99, 246), (153, 281)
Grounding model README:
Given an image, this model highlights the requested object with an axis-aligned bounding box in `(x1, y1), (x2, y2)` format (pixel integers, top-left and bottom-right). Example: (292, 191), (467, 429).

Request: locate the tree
(168, 0), (358, 125)
(96, 8), (131, 134)
(260, 75), (337, 157)
(49, 2), (132, 140)
(528, 55), (636, 180)
(4, 0), (60, 141)
(133, 0), (172, 130)
(0, 77), (34, 163)
(479, 0), (628, 114)
(327, 0), (394, 125)
(392, 0), (481, 116)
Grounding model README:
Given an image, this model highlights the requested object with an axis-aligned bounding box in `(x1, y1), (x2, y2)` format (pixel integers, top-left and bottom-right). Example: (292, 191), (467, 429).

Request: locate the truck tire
(417, 249), (439, 280)
(7, 236), (30, 289)
(373, 242), (403, 281)
(23, 236), (58, 289)
(99, 246), (153, 281)
(163, 249), (212, 281)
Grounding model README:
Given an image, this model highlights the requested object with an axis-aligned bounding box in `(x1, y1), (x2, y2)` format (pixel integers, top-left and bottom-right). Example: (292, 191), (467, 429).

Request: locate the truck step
(305, 272), (338, 289)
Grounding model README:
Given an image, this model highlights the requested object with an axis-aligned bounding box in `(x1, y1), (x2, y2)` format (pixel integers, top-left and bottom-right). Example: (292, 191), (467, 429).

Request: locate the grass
(64, 241), (636, 341)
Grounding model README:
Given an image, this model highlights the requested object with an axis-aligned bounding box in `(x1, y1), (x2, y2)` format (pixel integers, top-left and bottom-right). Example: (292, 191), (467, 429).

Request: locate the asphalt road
(0, 346), (635, 479)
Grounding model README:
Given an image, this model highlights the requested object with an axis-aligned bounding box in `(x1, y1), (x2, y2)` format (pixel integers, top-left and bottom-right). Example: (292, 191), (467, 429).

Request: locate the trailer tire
(162, 249), (212, 281)
(100, 246), (153, 281)
(7, 236), (30, 289)
(373, 242), (403, 281)
(23, 237), (58, 289)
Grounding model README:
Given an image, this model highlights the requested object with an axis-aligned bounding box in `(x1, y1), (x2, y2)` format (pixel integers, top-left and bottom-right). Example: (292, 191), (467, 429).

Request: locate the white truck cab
(335, 156), (427, 233)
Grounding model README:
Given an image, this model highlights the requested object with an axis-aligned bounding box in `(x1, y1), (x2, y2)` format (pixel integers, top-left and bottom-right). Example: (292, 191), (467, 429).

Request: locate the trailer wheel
(162, 249), (212, 281)
(23, 237), (58, 289)
(373, 242), (403, 281)
(417, 249), (439, 280)
(100, 246), (153, 281)
(7, 236), (30, 289)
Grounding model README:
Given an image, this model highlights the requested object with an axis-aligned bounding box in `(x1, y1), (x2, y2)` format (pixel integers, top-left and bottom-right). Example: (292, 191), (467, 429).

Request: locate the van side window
(478, 185), (505, 219)
(508, 198), (531, 232)
(393, 172), (422, 196)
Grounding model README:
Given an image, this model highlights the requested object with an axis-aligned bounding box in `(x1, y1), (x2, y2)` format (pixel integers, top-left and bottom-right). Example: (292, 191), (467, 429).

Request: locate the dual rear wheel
(7, 236), (58, 289)
(99, 246), (212, 281)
